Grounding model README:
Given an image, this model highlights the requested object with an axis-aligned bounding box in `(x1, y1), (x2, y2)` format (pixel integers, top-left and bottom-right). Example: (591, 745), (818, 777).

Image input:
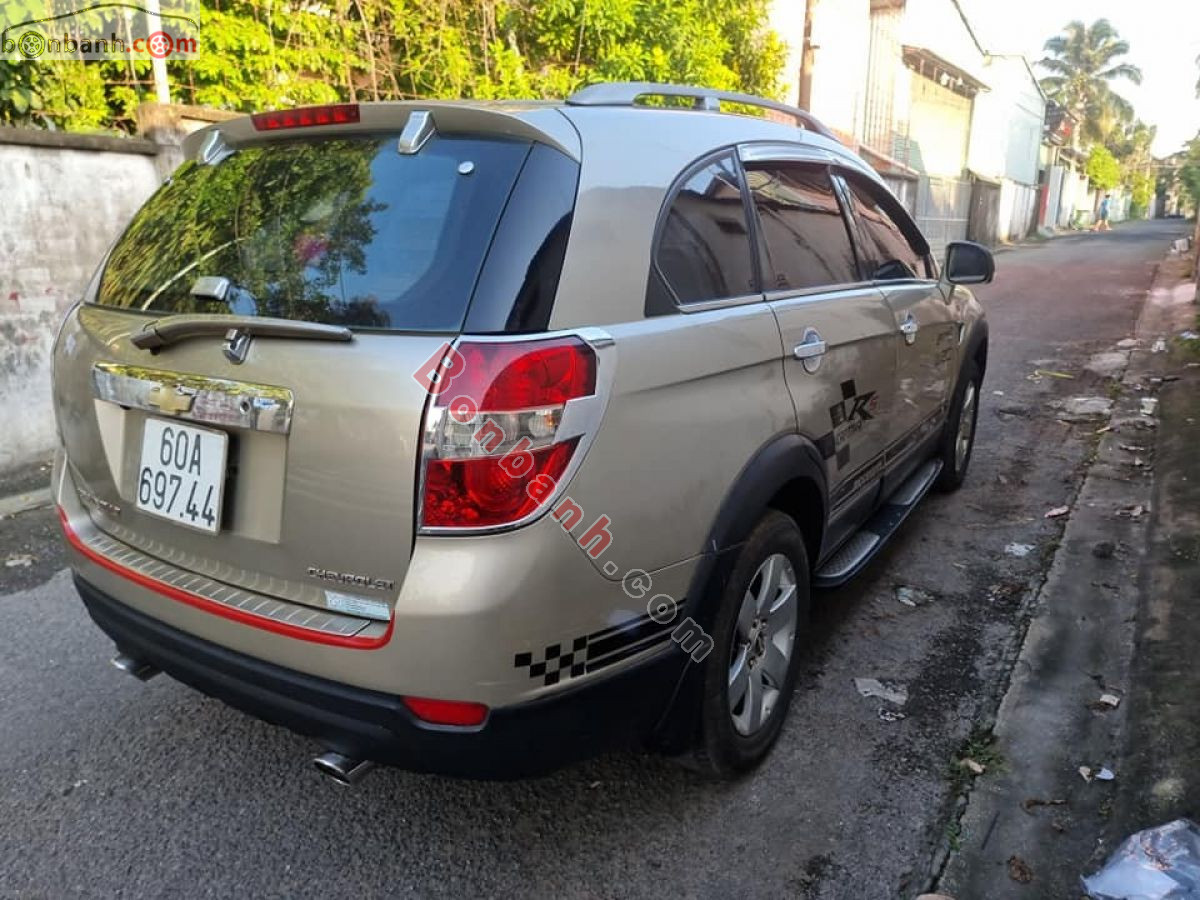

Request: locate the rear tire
(935, 359), (981, 492)
(687, 511), (810, 778)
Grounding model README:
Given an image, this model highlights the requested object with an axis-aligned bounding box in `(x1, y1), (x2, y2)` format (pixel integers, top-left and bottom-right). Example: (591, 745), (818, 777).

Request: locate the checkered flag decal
(514, 637), (588, 686)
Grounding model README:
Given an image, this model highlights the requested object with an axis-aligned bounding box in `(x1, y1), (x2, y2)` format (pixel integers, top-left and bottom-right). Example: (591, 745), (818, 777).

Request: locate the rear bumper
(75, 574), (687, 779)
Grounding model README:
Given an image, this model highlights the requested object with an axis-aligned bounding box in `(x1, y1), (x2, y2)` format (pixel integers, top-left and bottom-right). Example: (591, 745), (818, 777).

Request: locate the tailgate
(55, 305), (445, 617)
(51, 123), (550, 621)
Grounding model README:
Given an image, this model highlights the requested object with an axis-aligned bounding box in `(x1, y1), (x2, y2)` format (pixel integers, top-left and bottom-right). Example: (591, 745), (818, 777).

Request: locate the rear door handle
(899, 314), (919, 345)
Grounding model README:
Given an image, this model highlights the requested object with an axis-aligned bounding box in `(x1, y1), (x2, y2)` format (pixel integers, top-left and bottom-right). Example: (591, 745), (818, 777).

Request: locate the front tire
(935, 358), (981, 492)
(688, 511), (810, 778)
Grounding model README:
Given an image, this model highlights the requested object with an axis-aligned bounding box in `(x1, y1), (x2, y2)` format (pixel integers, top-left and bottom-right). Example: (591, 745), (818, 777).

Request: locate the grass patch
(949, 728), (1006, 792)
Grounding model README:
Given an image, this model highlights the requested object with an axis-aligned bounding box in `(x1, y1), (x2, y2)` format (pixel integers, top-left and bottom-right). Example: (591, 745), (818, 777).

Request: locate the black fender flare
(961, 315), (988, 379)
(648, 432), (827, 752)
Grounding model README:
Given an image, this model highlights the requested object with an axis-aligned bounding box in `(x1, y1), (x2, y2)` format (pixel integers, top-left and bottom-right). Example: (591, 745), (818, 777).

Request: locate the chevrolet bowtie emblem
(146, 384), (196, 415)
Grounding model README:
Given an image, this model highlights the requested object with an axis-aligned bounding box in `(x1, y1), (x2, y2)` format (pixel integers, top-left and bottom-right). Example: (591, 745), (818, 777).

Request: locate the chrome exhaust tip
(111, 652), (160, 681)
(313, 751), (374, 786)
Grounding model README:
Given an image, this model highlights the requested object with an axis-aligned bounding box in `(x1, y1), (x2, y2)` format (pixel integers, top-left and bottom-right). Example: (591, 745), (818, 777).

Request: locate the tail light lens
(420, 337), (598, 530)
(251, 104), (360, 131)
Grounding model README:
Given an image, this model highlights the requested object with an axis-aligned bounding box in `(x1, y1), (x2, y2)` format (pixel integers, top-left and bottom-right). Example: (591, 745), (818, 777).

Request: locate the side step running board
(814, 459), (943, 588)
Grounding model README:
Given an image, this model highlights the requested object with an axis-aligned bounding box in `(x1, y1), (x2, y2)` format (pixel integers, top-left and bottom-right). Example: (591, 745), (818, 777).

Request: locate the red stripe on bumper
(58, 507), (393, 649)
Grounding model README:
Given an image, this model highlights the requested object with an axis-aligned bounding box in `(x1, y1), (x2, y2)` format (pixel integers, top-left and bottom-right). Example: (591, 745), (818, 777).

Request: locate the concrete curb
(936, 248), (1198, 897)
(0, 487), (52, 519)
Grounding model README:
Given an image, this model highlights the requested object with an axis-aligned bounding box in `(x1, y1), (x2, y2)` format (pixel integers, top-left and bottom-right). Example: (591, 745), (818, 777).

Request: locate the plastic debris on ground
(1045, 506), (1070, 519)
(1141, 398), (1160, 417)
(1089, 692), (1122, 711)
(1029, 369), (1075, 381)
(1079, 765), (1116, 783)
(1062, 397), (1115, 419)
(1082, 819), (1200, 899)
(4, 554), (33, 568)
(1152, 339), (1167, 353)
(1005, 542), (1035, 558)
(853, 678), (907, 706)
(895, 586), (935, 607)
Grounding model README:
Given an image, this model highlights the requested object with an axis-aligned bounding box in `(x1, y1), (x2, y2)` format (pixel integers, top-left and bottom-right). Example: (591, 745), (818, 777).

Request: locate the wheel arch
(648, 432), (827, 753)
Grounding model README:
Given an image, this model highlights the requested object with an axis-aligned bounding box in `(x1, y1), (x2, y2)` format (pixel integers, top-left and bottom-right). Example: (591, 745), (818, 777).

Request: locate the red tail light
(420, 337), (600, 530)
(251, 104), (360, 131)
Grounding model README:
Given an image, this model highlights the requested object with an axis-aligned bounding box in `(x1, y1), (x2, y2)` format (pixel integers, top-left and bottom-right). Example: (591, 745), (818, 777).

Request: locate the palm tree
(1038, 19), (1142, 143)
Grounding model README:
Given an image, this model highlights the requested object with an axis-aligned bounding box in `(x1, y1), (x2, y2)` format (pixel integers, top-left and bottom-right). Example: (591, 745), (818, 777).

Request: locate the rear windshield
(96, 134), (531, 331)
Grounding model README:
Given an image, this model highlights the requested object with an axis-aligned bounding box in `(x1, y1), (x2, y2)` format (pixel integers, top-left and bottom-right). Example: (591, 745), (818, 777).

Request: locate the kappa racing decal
(815, 379), (879, 470)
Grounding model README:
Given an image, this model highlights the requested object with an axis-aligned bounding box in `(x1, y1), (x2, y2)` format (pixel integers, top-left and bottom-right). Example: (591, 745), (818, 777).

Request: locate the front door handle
(793, 339), (827, 360)
(793, 328), (826, 373)
(899, 314), (919, 345)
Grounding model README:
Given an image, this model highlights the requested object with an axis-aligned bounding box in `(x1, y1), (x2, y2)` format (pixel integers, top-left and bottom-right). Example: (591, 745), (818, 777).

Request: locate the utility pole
(144, 0), (171, 104)
(797, 0), (816, 111)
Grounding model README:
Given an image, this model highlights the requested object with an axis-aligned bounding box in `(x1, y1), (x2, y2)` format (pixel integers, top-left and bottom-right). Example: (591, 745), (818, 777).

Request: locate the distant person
(1094, 194), (1112, 232)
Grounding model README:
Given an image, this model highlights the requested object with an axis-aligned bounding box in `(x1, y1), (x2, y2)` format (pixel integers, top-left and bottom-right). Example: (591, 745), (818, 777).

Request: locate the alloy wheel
(728, 553), (798, 736)
(955, 381), (977, 472)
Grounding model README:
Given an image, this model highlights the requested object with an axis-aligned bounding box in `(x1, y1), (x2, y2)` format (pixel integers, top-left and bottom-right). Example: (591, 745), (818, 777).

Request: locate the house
(966, 54), (1048, 242)
(771, 0), (1048, 253)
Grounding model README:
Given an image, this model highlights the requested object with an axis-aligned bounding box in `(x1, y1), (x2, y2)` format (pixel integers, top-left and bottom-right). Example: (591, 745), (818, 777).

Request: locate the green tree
(2, 0), (785, 132)
(1038, 19), (1142, 143)
(1085, 145), (1121, 191)
(1179, 136), (1200, 213)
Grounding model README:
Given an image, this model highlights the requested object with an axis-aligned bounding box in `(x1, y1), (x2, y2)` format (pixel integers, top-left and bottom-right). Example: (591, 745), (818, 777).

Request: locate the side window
(745, 164), (859, 291)
(655, 155), (756, 305)
(842, 175), (926, 281)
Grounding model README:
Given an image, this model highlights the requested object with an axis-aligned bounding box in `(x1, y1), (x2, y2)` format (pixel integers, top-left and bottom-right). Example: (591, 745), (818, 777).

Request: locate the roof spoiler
(566, 82), (837, 141)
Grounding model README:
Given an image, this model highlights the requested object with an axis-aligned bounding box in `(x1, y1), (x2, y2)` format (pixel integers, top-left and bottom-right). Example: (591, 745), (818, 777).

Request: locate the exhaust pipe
(111, 652), (160, 681)
(313, 751), (374, 786)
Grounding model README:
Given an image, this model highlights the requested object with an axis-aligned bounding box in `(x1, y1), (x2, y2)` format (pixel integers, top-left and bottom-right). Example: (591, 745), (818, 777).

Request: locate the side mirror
(944, 241), (995, 285)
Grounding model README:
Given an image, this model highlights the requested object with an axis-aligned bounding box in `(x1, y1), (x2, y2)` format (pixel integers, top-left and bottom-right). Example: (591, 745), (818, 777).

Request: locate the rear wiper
(131, 314), (353, 351)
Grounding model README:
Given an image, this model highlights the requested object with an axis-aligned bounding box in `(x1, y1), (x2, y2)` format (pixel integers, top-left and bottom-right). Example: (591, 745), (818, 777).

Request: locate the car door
(739, 147), (897, 549)
(837, 170), (958, 489)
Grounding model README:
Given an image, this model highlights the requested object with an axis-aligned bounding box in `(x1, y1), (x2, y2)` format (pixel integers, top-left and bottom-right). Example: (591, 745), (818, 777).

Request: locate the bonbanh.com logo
(1, 1), (200, 61)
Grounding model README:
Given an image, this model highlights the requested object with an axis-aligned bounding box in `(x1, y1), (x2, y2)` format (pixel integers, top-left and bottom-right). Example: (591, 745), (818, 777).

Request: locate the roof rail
(565, 82), (837, 140)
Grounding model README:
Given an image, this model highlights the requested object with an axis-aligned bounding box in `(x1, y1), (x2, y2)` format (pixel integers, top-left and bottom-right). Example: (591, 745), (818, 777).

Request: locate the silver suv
(51, 83), (992, 782)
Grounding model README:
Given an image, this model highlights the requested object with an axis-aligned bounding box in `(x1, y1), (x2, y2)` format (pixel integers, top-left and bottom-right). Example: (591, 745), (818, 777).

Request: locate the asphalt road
(0, 220), (1189, 899)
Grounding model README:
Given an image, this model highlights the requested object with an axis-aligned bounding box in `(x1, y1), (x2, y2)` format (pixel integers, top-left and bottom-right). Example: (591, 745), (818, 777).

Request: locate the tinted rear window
(97, 134), (531, 331)
(655, 154), (756, 305)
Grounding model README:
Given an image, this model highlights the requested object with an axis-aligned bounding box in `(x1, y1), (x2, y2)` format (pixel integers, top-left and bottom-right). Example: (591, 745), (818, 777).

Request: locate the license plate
(136, 418), (228, 533)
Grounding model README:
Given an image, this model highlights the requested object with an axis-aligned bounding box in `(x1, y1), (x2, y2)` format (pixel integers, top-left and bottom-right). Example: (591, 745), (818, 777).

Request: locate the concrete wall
(968, 56), (1044, 185)
(0, 104), (233, 475)
(1, 128), (163, 474)
(996, 179), (1039, 242)
(806, 0), (872, 139)
(905, 74), (972, 176)
(897, 0), (986, 80)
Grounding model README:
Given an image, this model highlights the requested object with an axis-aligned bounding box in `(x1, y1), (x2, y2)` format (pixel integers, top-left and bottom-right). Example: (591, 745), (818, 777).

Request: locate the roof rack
(565, 82), (837, 140)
